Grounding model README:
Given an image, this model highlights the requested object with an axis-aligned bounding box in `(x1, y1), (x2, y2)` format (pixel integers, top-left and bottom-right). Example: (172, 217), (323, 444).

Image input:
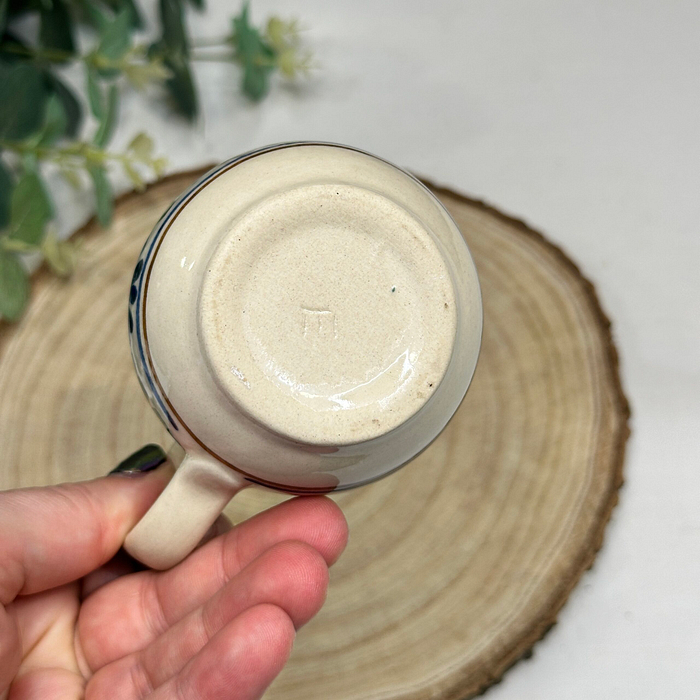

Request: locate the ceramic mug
(123, 142), (482, 570)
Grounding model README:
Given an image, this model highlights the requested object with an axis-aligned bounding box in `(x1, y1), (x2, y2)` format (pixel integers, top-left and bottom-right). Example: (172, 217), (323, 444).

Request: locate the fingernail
(109, 444), (167, 476)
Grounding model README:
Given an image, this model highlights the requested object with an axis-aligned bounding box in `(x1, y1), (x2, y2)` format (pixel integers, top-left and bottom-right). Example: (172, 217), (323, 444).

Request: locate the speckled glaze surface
(128, 143), (482, 495)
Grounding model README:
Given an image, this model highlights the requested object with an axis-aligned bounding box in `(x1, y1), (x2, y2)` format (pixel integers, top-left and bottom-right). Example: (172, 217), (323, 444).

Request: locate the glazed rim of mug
(131, 141), (483, 493)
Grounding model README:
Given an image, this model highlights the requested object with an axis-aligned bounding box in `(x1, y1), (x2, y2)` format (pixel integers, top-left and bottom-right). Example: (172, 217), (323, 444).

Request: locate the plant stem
(190, 52), (274, 68)
(190, 52), (236, 63)
(1, 43), (76, 63)
(190, 36), (233, 48)
(0, 42), (155, 74)
(0, 140), (143, 171)
(0, 237), (38, 254)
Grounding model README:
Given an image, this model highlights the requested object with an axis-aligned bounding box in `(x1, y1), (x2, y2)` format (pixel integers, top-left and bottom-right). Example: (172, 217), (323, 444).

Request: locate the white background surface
(52, 1), (700, 697)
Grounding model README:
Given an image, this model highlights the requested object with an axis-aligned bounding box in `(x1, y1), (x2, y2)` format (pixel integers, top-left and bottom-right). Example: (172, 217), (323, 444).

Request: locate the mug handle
(124, 446), (249, 570)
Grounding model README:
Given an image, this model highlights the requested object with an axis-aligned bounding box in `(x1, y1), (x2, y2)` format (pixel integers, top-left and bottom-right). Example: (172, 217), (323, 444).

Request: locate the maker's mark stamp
(301, 307), (337, 340)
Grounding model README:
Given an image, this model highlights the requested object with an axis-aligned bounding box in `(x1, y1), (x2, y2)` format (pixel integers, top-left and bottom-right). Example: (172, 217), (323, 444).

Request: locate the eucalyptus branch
(1, 139), (166, 178)
(0, 42), (171, 91)
(0, 0), (314, 323)
(87, 50), (168, 75)
(1, 41), (147, 71)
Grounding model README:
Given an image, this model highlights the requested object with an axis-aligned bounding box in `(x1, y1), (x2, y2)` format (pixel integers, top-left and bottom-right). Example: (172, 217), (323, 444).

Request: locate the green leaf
(78, 0), (109, 31)
(41, 227), (76, 277)
(0, 157), (13, 228)
(0, 61), (48, 140)
(161, 52), (197, 120)
(152, 157), (167, 177)
(159, 0), (188, 54)
(6, 0), (45, 17)
(59, 167), (82, 190)
(100, 0), (143, 28)
(233, 3), (267, 59)
(120, 0), (143, 27)
(0, 0), (8, 36)
(187, 0), (204, 10)
(0, 248), (29, 322)
(88, 165), (113, 227)
(96, 7), (132, 67)
(39, 0), (75, 57)
(9, 168), (52, 245)
(38, 95), (68, 146)
(123, 160), (144, 190)
(242, 60), (274, 100)
(43, 72), (82, 138)
(20, 151), (37, 172)
(93, 83), (118, 147)
(0, 30), (30, 63)
(232, 3), (276, 101)
(151, 0), (197, 118)
(127, 131), (154, 160)
(86, 69), (104, 120)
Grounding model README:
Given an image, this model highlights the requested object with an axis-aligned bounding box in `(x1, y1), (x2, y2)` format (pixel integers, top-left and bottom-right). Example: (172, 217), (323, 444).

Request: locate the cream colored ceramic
(124, 143), (482, 569)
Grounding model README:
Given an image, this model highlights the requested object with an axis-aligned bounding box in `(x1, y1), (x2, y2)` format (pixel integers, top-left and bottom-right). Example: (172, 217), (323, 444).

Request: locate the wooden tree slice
(0, 170), (630, 699)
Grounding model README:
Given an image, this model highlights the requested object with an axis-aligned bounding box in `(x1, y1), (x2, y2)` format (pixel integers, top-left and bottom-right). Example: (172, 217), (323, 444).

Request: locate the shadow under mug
(123, 142), (482, 570)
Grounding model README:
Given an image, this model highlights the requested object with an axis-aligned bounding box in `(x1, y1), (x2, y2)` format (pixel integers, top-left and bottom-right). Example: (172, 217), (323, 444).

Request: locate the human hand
(0, 454), (348, 699)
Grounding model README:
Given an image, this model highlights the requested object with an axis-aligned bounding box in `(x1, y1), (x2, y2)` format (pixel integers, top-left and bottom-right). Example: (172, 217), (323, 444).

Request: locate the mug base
(198, 182), (458, 445)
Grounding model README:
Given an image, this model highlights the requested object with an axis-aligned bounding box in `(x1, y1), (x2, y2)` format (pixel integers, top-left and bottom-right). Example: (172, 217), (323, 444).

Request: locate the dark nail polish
(109, 444), (167, 476)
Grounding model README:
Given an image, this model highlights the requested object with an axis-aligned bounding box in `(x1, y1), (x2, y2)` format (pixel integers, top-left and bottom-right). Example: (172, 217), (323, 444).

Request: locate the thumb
(0, 445), (172, 604)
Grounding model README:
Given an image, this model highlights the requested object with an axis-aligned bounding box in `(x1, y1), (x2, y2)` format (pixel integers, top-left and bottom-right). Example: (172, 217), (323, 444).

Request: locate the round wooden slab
(0, 170), (629, 699)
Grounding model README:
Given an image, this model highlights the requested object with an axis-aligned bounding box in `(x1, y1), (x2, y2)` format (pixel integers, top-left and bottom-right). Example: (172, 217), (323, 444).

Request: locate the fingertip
(281, 539), (330, 594)
(174, 604), (295, 700)
(322, 497), (350, 564)
(259, 541), (330, 626)
(217, 604), (297, 696)
(251, 603), (297, 661)
(292, 496), (349, 565)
